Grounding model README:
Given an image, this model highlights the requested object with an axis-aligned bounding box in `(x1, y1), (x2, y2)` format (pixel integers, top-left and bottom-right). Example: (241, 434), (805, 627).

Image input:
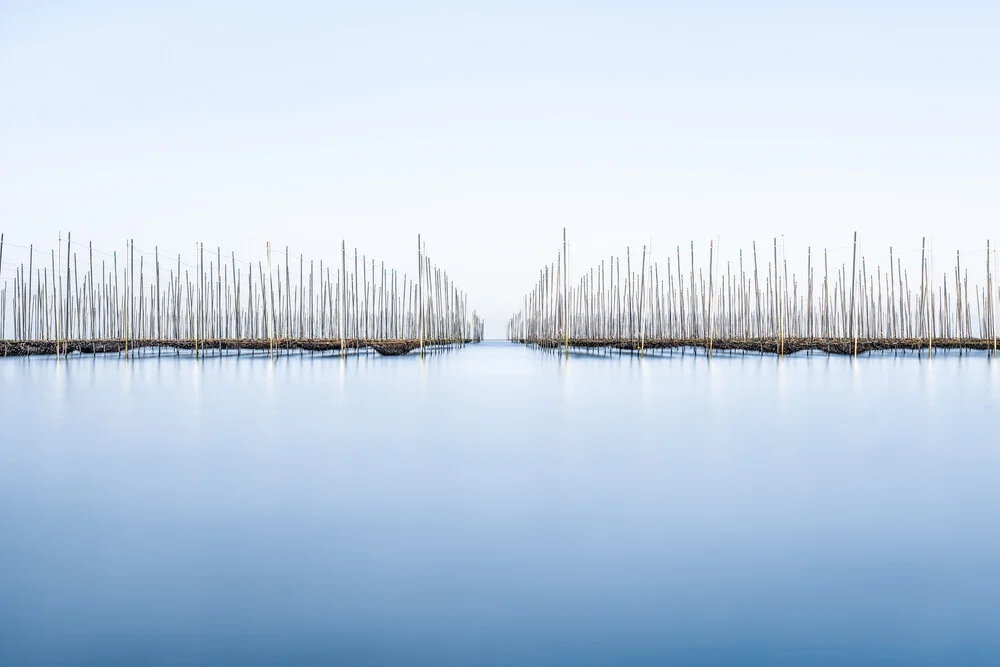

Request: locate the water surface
(1, 343), (999, 666)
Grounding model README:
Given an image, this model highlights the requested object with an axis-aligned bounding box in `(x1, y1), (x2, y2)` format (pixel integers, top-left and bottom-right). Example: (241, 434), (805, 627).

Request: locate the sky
(1, 1), (998, 336)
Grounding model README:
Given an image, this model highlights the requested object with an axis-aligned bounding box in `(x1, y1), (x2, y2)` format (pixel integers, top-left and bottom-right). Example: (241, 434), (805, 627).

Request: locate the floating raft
(516, 336), (998, 356)
(0, 338), (474, 358)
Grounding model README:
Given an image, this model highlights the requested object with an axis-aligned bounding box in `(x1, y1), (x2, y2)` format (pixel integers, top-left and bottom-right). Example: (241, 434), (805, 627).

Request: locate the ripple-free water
(1, 343), (999, 666)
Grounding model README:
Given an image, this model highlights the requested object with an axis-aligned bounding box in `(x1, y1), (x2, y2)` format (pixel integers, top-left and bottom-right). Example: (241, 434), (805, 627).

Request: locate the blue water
(1, 343), (999, 666)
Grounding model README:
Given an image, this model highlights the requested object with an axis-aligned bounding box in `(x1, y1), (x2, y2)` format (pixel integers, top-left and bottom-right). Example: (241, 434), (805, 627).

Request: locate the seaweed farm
(0, 233), (483, 358)
(4, 233), (1000, 666)
(507, 230), (999, 357)
(7, 5), (1000, 665)
(4, 230), (1000, 360)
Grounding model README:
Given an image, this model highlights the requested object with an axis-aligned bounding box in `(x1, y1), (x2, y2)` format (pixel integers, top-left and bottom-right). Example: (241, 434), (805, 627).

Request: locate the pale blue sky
(2, 1), (998, 333)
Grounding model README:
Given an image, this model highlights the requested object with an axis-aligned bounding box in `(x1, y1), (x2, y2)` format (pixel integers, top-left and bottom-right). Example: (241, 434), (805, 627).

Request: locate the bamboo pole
(988, 244), (998, 356)
(564, 228), (569, 359)
(849, 232), (858, 357)
(639, 244), (647, 356)
(266, 242), (274, 358)
(340, 241), (347, 356)
(52, 248), (58, 353)
(418, 235), (424, 358)
(707, 240), (713, 357)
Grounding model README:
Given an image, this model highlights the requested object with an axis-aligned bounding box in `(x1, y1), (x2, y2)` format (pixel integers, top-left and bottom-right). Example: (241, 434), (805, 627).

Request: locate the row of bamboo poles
(0, 233), (484, 357)
(507, 230), (999, 357)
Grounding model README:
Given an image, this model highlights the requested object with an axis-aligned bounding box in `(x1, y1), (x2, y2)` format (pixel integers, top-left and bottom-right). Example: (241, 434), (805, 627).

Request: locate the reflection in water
(1, 343), (999, 666)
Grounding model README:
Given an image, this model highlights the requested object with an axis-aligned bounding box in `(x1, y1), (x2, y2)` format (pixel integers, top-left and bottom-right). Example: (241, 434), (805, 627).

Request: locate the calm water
(1, 343), (999, 666)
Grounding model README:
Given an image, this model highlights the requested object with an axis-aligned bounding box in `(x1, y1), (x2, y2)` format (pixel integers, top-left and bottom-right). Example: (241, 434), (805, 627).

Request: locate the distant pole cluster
(507, 230), (998, 357)
(0, 233), (484, 357)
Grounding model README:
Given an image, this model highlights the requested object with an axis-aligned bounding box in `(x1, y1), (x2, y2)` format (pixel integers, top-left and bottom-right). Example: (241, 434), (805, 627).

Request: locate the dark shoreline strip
(0, 338), (473, 358)
(515, 337), (997, 355)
